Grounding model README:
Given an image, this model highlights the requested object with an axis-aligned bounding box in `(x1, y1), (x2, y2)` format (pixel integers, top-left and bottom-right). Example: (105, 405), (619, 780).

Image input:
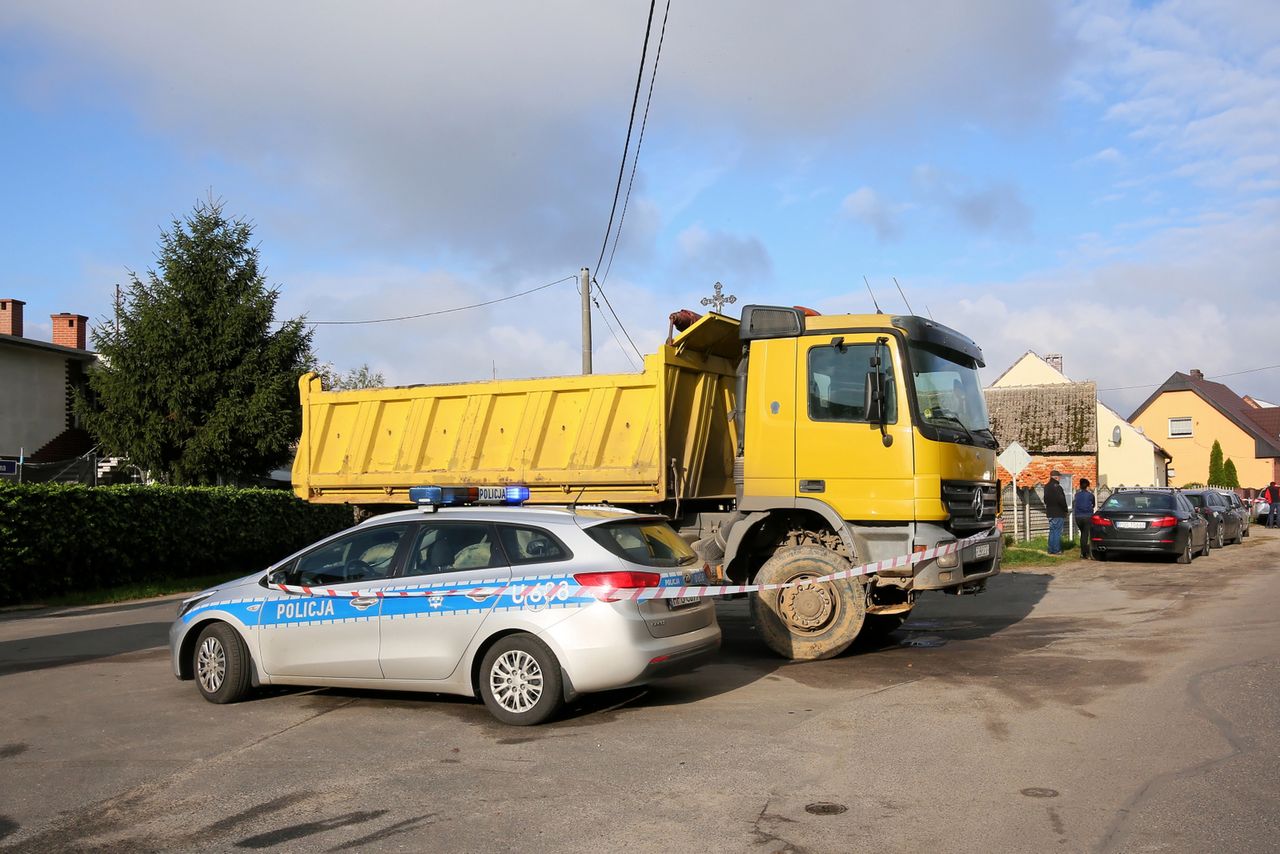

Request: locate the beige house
(988, 352), (1169, 488)
(1129, 370), (1280, 489)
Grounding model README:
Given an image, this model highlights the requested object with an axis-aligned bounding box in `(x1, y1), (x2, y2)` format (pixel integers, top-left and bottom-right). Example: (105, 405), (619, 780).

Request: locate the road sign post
(998, 441), (1032, 542)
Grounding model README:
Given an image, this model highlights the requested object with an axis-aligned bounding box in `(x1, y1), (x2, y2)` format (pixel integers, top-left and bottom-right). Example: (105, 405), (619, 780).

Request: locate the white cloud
(913, 165), (1033, 236)
(840, 187), (903, 242)
(674, 224), (772, 287)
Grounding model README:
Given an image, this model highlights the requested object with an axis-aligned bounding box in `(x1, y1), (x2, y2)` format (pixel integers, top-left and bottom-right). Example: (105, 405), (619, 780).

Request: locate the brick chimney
(1189, 368), (1204, 380)
(0, 298), (24, 337)
(51, 313), (88, 350)
(1045, 353), (1064, 374)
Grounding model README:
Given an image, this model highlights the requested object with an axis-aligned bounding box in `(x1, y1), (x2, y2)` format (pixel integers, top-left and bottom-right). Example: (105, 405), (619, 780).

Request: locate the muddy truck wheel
(750, 545), (866, 660)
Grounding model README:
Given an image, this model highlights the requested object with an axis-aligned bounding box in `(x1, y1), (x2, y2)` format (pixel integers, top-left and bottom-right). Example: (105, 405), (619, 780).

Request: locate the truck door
(794, 334), (915, 523)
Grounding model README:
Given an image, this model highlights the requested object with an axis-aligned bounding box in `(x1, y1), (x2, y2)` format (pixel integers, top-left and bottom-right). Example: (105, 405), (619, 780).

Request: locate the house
(1129, 369), (1280, 489)
(0, 299), (97, 470)
(986, 352), (1170, 490)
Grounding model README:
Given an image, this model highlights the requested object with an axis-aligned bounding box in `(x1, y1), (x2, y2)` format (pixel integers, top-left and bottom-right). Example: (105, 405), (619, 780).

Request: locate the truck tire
(750, 545), (865, 661)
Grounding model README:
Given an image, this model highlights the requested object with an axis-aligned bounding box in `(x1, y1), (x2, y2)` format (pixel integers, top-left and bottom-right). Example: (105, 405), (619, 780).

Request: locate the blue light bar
(410, 485), (530, 507)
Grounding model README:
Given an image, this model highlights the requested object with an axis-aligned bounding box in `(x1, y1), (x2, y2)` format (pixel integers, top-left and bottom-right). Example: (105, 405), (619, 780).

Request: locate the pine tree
(78, 199), (313, 484)
(1223, 458), (1240, 489)
(1207, 440), (1225, 486)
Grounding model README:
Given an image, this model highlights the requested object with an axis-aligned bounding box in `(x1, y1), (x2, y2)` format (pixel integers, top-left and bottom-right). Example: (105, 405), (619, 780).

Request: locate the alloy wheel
(489, 649), (544, 713)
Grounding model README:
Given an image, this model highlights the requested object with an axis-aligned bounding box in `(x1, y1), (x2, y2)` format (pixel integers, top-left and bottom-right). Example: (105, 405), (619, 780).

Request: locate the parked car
(1252, 496), (1272, 523)
(1183, 489), (1245, 548)
(1090, 488), (1209, 563)
(170, 493), (720, 725)
(1214, 489), (1250, 540)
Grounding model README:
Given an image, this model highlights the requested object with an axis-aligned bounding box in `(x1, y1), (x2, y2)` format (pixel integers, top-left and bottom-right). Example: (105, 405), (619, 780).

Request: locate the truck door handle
(799, 480), (825, 493)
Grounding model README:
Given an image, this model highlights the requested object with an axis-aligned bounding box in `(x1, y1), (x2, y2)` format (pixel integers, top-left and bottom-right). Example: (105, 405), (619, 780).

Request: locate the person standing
(1266, 481), (1280, 528)
(1073, 478), (1096, 558)
(1044, 470), (1069, 554)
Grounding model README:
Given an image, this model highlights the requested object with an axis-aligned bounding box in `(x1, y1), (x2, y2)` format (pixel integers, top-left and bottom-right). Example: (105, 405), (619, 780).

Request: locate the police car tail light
(573, 570), (661, 602)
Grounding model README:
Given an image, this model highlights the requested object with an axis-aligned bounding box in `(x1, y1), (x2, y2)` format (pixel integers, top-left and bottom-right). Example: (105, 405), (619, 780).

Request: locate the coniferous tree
(78, 199), (313, 484)
(1207, 440), (1225, 487)
(1223, 459), (1240, 489)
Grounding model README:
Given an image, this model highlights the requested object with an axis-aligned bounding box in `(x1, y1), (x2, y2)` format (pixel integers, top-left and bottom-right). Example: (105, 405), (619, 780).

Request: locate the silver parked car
(170, 497), (719, 725)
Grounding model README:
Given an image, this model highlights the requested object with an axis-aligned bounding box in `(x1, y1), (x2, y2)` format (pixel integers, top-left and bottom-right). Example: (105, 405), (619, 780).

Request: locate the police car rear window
(587, 521), (698, 568)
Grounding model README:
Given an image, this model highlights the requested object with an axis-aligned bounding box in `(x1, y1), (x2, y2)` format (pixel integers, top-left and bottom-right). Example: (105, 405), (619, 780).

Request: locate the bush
(0, 483), (353, 604)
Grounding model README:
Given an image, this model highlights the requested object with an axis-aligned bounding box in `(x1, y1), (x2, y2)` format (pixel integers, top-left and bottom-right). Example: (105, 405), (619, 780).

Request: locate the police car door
(258, 523), (412, 679)
(379, 520), (511, 681)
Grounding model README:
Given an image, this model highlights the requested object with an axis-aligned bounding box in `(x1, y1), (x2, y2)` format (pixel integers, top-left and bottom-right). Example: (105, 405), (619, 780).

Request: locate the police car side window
(404, 523), (500, 576)
(496, 525), (571, 565)
(292, 524), (410, 585)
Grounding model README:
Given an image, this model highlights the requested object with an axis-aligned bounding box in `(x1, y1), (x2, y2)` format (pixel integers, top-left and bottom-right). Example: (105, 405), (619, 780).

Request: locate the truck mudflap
(907, 525), (1002, 591)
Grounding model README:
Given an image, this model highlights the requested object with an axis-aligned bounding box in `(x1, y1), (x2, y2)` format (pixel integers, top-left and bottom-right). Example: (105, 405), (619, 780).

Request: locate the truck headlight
(937, 544), (959, 568)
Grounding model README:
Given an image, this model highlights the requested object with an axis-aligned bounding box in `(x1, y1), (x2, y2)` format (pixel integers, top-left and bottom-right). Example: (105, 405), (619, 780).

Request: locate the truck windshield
(908, 342), (992, 437)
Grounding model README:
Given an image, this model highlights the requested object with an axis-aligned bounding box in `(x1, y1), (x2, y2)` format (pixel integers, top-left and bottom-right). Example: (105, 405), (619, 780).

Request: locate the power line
(600, 0), (671, 287)
(1099, 363), (1280, 392)
(299, 275), (575, 326)
(591, 292), (638, 371)
(593, 277), (644, 360)
(593, 0), (658, 277)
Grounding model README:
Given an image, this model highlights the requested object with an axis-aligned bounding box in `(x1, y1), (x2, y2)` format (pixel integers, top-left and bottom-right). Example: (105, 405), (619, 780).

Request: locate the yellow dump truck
(293, 306), (1002, 660)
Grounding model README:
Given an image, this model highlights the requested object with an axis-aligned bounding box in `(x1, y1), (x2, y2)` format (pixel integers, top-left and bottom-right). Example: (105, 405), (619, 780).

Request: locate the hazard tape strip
(272, 521), (1003, 603)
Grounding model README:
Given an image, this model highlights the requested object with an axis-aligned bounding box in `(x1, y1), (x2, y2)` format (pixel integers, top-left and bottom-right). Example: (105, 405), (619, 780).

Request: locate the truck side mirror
(863, 371), (883, 423)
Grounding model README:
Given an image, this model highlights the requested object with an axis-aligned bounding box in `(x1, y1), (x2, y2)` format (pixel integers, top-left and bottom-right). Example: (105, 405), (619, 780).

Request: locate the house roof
(987, 350), (1064, 388)
(983, 381), (1099, 454)
(1129, 372), (1280, 459)
(0, 333), (96, 361)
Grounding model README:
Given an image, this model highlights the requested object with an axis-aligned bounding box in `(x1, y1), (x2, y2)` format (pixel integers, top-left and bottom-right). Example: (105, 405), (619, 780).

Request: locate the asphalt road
(2, 531), (1279, 853)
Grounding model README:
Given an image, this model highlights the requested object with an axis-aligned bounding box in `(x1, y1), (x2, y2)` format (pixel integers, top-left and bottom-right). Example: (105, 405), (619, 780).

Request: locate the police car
(169, 487), (720, 725)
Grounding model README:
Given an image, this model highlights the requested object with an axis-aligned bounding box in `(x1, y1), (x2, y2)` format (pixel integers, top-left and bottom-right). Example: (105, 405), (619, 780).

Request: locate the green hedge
(0, 483), (353, 604)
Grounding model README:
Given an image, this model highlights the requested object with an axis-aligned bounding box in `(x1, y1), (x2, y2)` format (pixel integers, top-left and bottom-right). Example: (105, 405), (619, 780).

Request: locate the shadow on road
(0, 622), (170, 676)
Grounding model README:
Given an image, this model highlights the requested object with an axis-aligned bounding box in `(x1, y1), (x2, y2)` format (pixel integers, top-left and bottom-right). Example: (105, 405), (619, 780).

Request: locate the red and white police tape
(273, 520), (1003, 603)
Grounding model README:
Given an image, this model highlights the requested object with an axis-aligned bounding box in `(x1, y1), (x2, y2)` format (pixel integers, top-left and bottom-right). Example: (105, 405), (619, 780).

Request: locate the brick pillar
(51, 313), (88, 350)
(0, 299), (24, 337)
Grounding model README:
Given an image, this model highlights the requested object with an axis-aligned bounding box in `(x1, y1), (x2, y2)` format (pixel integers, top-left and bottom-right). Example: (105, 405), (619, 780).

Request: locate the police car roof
(357, 504), (650, 529)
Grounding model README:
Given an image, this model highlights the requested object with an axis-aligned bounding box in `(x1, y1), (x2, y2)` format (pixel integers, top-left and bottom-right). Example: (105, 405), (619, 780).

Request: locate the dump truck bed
(293, 313), (742, 506)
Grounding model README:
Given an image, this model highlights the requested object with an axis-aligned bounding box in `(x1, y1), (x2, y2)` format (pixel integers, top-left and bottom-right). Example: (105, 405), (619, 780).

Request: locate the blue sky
(2, 0), (1277, 415)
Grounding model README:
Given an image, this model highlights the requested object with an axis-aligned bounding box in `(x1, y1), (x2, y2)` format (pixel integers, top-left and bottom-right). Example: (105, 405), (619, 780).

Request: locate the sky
(1, 0), (1278, 418)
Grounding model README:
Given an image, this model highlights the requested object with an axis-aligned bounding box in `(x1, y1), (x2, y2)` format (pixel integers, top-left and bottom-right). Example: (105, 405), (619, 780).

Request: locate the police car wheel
(479, 635), (564, 726)
(194, 622), (253, 704)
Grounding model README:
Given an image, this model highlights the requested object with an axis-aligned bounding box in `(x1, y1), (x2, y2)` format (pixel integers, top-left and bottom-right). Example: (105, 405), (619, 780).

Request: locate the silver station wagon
(170, 494), (720, 725)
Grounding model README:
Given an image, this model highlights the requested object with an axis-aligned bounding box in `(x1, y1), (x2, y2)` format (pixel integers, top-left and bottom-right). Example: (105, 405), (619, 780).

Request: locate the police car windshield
(587, 521), (699, 567)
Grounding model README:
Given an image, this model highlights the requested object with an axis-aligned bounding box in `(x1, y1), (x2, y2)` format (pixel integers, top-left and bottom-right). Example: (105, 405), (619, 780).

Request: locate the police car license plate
(668, 596), (700, 610)
(1116, 521), (1145, 529)
(975, 543), (991, 559)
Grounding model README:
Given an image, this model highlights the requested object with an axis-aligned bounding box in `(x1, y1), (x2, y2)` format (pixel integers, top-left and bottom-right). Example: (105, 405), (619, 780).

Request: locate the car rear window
(1102, 492), (1175, 512)
(587, 520), (698, 567)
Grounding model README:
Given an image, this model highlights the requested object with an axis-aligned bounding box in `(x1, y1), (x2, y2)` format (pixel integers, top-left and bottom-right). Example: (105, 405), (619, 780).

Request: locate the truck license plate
(668, 596), (700, 609)
(1116, 521), (1145, 529)
(974, 543), (991, 559)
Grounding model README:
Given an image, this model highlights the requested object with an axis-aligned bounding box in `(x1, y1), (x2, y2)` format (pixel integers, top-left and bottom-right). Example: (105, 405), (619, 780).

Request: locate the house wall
(997, 454), (1097, 491)
(1130, 389), (1272, 488)
(1096, 403), (1166, 487)
(992, 354), (1069, 388)
(0, 346), (69, 456)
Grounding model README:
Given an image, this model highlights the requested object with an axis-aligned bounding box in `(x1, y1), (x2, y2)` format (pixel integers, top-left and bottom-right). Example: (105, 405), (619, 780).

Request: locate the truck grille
(941, 481), (998, 532)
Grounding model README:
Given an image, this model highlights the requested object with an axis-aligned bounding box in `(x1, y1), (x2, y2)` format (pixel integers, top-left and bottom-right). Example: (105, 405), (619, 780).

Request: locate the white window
(1168, 417), (1192, 438)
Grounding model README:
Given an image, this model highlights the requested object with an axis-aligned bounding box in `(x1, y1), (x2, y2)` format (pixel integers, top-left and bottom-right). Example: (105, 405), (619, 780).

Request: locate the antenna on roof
(924, 303), (936, 321)
(863, 276), (884, 314)
(892, 277), (916, 316)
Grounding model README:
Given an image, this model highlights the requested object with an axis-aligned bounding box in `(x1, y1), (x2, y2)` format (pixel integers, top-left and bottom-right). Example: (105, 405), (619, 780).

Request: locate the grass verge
(1001, 535), (1083, 568)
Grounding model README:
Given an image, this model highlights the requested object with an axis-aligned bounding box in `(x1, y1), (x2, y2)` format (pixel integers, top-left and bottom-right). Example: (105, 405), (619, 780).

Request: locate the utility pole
(580, 267), (592, 375)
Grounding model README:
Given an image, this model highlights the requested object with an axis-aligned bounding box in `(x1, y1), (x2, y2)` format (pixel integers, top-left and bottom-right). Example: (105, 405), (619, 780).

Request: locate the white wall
(0, 346), (69, 456)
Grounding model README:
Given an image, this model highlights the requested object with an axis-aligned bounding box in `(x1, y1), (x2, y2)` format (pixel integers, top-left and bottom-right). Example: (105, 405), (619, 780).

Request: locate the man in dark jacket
(1044, 470), (1069, 554)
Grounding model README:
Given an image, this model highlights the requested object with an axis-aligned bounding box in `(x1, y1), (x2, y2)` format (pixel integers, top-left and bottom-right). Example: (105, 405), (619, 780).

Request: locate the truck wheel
(750, 546), (865, 661)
